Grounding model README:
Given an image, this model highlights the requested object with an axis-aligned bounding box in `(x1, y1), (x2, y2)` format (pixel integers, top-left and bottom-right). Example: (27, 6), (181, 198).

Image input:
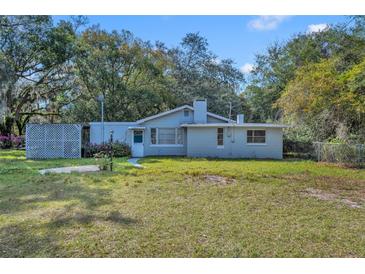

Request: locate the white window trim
(150, 127), (184, 147)
(217, 127), (224, 147)
(150, 128), (157, 145)
(246, 130), (266, 145)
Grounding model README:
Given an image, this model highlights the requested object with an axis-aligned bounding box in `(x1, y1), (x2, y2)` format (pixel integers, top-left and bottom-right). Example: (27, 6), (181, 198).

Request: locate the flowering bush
(0, 135), (24, 149)
(84, 141), (131, 158)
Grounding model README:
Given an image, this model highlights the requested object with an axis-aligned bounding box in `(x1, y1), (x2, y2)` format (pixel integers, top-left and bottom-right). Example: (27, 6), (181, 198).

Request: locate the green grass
(0, 149), (364, 257)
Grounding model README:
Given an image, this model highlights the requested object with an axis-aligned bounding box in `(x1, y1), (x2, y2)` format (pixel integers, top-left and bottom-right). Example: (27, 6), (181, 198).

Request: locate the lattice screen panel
(26, 124), (82, 159)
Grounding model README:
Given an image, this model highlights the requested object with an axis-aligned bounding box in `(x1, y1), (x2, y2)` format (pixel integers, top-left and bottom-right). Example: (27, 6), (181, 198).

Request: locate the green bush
(111, 142), (131, 157)
(84, 141), (131, 158)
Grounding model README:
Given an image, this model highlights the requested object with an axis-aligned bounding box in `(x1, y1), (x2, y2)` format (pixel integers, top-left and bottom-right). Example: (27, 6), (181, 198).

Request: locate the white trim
(90, 122), (136, 125)
(91, 105), (233, 125)
(136, 104), (232, 124)
(216, 145), (225, 149)
(217, 127), (224, 147)
(181, 123), (288, 128)
(247, 129), (266, 145)
(150, 127), (184, 146)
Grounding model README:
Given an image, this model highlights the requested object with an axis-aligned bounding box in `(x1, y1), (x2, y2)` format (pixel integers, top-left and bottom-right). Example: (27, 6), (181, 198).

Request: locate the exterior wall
(186, 127), (283, 159)
(90, 122), (136, 144)
(89, 110), (283, 159)
(140, 109), (192, 156)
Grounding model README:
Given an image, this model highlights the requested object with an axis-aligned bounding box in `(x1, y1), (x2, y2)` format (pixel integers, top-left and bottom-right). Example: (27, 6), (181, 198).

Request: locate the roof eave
(136, 105), (232, 124)
(136, 105), (193, 124)
(181, 123), (289, 128)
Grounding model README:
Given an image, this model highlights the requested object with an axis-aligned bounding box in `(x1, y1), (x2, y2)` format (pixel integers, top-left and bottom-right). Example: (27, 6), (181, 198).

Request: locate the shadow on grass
(0, 209), (138, 257)
(140, 156), (310, 164)
(48, 210), (138, 227)
(0, 179), (114, 215)
(0, 222), (58, 257)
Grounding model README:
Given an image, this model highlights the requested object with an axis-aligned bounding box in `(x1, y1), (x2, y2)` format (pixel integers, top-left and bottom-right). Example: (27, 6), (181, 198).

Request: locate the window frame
(217, 127), (224, 148)
(151, 128), (157, 144)
(133, 130), (144, 144)
(246, 130), (266, 145)
(150, 127), (184, 147)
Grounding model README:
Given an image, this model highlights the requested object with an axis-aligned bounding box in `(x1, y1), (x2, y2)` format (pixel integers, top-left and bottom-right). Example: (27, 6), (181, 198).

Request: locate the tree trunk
(15, 115), (30, 136)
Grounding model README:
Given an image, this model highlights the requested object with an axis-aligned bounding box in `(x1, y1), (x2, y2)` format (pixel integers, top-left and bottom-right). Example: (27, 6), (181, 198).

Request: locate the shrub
(93, 151), (110, 170)
(0, 135), (24, 149)
(283, 139), (315, 159)
(111, 142), (131, 157)
(11, 135), (24, 148)
(84, 141), (131, 158)
(0, 135), (12, 149)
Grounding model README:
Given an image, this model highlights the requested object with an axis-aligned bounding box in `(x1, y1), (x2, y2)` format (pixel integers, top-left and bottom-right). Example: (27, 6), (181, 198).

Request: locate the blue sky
(54, 15), (348, 73)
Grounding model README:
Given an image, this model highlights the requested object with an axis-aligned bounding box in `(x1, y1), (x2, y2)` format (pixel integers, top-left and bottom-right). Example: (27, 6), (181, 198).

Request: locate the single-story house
(90, 99), (287, 159)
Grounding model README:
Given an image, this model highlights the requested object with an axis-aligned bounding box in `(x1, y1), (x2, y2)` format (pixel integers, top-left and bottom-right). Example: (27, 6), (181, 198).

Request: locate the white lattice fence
(26, 124), (82, 159)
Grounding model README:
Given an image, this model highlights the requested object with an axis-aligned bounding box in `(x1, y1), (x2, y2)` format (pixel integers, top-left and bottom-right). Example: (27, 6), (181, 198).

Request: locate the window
(217, 128), (224, 147)
(247, 130), (266, 144)
(151, 128), (157, 144)
(176, 128), (183, 144)
(150, 128), (184, 145)
(159, 128), (176, 144)
(133, 130), (143, 143)
(184, 110), (189, 117)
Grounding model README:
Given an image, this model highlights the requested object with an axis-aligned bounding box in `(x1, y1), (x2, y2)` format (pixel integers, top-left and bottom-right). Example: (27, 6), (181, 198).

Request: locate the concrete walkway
(127, 158), (143, 169)
(39, 165), (100, 175)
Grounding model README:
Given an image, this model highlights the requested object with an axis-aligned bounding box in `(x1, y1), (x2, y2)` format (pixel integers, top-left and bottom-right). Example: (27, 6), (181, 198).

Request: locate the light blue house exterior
(90, 99), (287, 159)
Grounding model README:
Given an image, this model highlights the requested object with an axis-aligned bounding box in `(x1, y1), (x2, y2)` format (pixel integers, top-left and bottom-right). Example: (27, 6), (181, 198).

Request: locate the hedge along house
(90, 99), (288, 158)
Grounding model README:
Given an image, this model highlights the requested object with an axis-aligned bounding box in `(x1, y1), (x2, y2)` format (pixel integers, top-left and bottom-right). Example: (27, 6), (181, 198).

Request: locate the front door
(132, 130), (144, 157)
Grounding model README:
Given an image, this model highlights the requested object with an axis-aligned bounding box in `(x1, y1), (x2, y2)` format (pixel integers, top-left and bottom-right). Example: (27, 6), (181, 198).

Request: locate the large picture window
(150, 128), (184, 145)
(159, 128), (176, 144)
(247, 130), (266, 144)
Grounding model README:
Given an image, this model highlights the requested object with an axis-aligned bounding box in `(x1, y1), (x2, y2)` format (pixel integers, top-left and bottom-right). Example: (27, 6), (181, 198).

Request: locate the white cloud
(307, 23), (329, 34)
(247, 16), (290, 31)
(240, 63), (254, 74)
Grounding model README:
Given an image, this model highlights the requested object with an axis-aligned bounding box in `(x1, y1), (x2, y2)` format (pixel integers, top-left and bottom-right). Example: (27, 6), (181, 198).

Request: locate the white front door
(132, 130), (144, 157)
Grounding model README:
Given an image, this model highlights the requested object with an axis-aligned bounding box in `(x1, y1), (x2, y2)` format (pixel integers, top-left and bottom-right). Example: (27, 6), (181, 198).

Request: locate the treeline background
(1, 16), (364, 144)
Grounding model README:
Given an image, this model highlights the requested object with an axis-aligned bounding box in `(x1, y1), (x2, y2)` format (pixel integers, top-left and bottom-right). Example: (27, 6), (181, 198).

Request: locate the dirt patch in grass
(186, 174), (236, 186)
(302, 188), (363, 209)
(280, 172), (365, 208)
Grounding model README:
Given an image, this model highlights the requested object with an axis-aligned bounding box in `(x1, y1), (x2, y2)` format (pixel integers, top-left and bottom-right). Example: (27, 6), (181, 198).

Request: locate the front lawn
(0, 150), (364, 257)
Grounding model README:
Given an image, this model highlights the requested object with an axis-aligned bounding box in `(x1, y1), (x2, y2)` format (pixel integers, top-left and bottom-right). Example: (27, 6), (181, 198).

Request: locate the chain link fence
(313, 142), (365, 166)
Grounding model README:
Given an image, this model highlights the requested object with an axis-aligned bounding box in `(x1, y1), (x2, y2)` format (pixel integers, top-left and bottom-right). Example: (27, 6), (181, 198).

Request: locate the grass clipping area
(0, 150), (365, 257)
